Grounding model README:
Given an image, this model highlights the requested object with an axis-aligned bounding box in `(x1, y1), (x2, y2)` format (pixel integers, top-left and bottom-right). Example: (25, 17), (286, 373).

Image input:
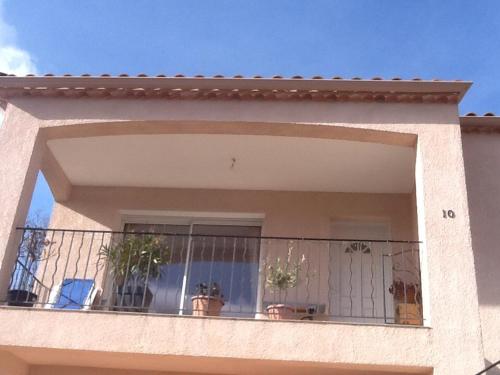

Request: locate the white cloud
(0, 1), (37, 75)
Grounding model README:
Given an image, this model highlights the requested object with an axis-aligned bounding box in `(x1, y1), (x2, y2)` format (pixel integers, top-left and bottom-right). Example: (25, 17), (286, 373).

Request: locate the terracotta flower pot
(389, 282), (421, 304)
(191, 295), (224, 316)
(266, 304), (295, 320)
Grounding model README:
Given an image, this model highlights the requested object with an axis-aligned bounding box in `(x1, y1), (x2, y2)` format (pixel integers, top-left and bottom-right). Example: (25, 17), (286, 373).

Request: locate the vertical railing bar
(20, 229), (38, 302)
(49, 231), (66, 305)
(295, 240), (301, 316)
(131, 233), (145, 310)
(339, 241), (344, 318)
(262, 239), (270, 315)
(91, 232), (107, 309)
(78, 232), (94, 306)
(36, 230), (55, 301)
(305, 241), (311, 308)
(164, 234), (176, 309)
(160, 234), (169, 311)
(119, 232), (133, 308)
(240, 237), (248, 314)
(141, 239), (154, 310)
(283, 239), (291, 311)
(178, 230), (193, 315)
(360, 241), (364, 319)
(382, 241), (388, 324)
(221, 237), (227, 313)
(228, 237), (236, 314)
(59, 230), (76, 305)
(28, 229), (46, 296)
(369, 241), (375, 318)
(316, 240), (321, 318)
(175, 236), (187, 314)
(9, 228), (27, 302)
(269, 239), (277, 312)
(327, 240), (333, 317)
(192, 236), (207, 313)
(207, 236), (216, 313)
(416, 244), (422, 324)
(68, 232), (85, 307)
(348, 241), (353, 318)
(402, 243), (407, 321)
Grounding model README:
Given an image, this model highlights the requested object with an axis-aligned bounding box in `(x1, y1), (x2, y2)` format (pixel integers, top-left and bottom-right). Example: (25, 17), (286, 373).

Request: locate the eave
(0, 75), (472, 104)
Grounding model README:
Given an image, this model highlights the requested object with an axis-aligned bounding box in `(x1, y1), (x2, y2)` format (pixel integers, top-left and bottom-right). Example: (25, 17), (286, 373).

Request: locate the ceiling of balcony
(47, 134), (415, 193)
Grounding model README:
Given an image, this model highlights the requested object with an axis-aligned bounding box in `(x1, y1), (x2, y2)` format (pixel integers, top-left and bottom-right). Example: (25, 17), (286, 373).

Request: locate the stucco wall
(462, 132), (500, 372)
(0, 96), (487, 374)
(50, 187), (415, 238)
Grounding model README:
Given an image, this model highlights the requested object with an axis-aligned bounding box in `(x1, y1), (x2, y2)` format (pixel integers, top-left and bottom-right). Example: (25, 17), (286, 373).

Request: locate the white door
(330, 221), (393, 323)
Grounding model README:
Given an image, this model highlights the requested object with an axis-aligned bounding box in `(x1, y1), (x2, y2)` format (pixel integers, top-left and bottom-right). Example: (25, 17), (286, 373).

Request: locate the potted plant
(389, 280), (421, 304)
(389, 280), (422, 325)
(191, 282), (224, 316)
(8, 226), (52, 307)
(101, 233), (169, 312)
(265, 249), (305, 320)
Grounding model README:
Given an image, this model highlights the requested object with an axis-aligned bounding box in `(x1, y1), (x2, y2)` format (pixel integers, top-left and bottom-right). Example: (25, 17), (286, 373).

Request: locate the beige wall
(44, 186), (415, 317)
(50, 187), (415, 238)
(462, 132), (500, 372)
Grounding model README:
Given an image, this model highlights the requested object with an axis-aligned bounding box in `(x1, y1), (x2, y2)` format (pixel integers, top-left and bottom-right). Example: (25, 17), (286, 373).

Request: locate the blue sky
(1, 0), (499, 222)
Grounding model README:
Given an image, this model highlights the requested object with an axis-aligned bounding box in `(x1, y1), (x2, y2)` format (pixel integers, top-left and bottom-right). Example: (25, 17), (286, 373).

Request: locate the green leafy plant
(100, 234), (170, 285)
(266, 245), (305, 302)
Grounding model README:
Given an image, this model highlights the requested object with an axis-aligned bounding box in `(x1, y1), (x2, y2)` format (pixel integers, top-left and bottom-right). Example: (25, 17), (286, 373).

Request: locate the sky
(0, 0), (499, 223)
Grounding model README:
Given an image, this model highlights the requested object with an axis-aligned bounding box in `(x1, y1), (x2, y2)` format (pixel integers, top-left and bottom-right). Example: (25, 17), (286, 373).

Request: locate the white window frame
(119, 210), (264, 315)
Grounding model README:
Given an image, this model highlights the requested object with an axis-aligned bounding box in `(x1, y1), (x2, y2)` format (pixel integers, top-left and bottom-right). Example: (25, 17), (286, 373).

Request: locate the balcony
(7, 227), (422, 325)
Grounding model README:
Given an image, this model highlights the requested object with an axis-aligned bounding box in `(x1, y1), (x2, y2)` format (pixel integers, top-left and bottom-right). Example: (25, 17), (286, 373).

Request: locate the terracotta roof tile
(0, 72), (472, 104)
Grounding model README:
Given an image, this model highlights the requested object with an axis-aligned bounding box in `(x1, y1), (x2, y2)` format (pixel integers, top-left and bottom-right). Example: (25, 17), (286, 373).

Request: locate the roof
(0, 73), (471, 104)
(460, 113), (500, 133)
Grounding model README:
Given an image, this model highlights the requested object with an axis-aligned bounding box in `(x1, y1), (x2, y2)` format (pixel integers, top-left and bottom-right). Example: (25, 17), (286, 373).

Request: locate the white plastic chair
(44, 279), (101, 310)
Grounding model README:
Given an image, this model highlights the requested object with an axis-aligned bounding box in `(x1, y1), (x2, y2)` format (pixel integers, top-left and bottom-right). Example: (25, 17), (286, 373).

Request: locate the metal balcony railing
(5, 227), (423, 325)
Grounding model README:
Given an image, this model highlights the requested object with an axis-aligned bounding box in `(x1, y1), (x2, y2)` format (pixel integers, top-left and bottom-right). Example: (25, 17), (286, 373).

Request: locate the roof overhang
(0, 75), (472, 104)
(460, 115), (500, 133)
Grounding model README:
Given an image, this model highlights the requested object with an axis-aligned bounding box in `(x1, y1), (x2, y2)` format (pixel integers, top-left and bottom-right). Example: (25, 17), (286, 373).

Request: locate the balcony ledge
(0, 306), (433, 374)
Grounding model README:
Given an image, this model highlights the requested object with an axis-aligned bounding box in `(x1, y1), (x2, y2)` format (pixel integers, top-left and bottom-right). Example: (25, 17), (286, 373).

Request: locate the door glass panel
(186, 225), (261, 317)
(124, 223), (190, 314)
(123, 222), (261, 317)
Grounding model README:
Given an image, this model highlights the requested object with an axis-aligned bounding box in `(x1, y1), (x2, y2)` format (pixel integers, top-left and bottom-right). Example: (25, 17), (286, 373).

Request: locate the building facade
(0, 74), (497, 374)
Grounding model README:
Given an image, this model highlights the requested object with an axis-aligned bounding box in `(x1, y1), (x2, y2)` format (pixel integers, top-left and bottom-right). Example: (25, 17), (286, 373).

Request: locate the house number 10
(442, 210), (456, 219)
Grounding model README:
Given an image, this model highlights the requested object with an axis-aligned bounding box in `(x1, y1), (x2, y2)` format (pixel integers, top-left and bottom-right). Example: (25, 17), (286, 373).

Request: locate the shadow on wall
(12, 96), (458, 125)
(462, 134), (500, 374)
(480, 360), (500, 375)
(462, 135), (500, 306)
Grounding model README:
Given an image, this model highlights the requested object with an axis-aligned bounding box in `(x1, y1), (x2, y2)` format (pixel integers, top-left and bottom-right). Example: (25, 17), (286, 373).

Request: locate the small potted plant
(101, 233), (169, 312)
(191, 282), (224, 317)
(265, 249), (305, 320)
(389, 280), (421, 304)
(389, 280), (422, 325)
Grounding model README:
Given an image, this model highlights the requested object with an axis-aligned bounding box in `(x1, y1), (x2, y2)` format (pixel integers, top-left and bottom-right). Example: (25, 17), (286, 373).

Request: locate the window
(123, 219), (261, 317)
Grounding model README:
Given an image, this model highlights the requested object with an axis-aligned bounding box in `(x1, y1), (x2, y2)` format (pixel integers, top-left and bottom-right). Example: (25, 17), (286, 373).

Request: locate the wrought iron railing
(5, 227), (423, 324)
